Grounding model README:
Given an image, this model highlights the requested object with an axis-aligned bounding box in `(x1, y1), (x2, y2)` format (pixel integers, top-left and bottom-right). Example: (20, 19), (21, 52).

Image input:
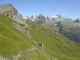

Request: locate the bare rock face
(0, 4), (17, 14)
(12, 22), (31, 38)
(0, 4), (25, 24)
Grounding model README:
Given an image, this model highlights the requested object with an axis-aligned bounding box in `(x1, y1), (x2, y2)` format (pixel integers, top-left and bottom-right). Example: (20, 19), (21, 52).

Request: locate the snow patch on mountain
(30, 15), (37, 21)
(52, 13), (62, 18)
(23, 16), (29, 19)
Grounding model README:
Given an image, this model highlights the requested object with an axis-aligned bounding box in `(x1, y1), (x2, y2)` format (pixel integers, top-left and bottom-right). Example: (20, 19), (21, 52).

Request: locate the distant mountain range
(23, 13), (79, 21)
(23, 14), (80, 43)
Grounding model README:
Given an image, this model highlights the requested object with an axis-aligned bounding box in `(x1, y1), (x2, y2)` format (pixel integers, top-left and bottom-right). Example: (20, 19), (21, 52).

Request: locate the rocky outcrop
(0, 4), (17, 14)
(0, 4), (31, 38)
(12, 22), (31, 38)
(0, 4), (26, 24)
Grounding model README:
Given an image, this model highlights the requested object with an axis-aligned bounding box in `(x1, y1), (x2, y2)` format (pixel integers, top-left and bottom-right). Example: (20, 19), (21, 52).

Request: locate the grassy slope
(0, 15), (50, 60)
(27, 21), (80, 60)
(0, 15), (80, 60)
(0, 15), (38, 57)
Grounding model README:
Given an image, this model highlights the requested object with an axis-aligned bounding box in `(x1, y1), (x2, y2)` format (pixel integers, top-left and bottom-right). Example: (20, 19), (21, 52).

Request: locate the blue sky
(0, 0), (80, 18)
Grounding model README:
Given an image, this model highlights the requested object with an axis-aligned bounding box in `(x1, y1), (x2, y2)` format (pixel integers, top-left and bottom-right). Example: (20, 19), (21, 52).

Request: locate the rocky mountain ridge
(23, 13), (79, 21)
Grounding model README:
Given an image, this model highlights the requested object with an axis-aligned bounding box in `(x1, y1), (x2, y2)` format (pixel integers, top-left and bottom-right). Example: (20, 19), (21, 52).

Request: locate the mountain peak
(31, 15), (37, 17)
(0, 4), (12, 6)
(52, 13), (62, 18)
(0, 4), (17, 14)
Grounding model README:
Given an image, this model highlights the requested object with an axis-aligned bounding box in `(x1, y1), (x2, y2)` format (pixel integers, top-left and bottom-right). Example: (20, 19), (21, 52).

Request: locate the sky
(0, 0), (80, 18)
